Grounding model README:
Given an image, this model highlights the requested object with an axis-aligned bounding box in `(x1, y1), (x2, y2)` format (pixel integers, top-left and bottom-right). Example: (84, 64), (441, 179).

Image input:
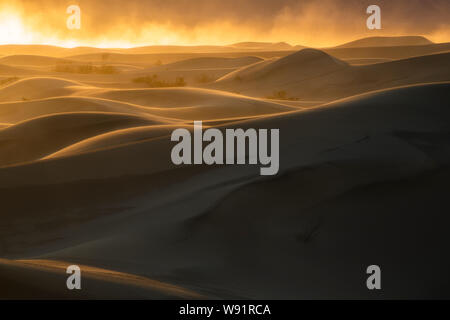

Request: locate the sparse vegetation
(54, 64), (118, 74)
(0, 77), (19, 86)
(195, 73), (214, 83)
(132, 74), (186, 88)
(101, 53), (111, 62)
(266, 90), (299, 101)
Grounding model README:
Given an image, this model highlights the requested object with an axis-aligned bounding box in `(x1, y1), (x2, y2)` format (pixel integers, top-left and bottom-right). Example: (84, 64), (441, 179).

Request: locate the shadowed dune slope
(46, 125), (190, 159)
(0, 112), (157, 167)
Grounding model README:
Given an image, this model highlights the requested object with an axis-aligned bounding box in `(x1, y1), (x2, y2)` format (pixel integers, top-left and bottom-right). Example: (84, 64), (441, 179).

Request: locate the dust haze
(6, 0), (450, 47)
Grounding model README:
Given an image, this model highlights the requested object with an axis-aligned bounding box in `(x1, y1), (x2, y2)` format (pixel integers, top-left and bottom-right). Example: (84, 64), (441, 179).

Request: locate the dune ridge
(212, 49), (450, 100)
(337, 36), (433, 48)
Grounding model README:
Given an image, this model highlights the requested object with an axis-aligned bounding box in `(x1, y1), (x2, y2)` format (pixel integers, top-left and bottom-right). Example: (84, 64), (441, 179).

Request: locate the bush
(266, 90), (298, 101)
(132, 74), (186, 88)
(195, 74), (214, 83)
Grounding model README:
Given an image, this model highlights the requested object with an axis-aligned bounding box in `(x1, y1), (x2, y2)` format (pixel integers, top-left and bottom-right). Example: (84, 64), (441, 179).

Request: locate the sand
(0, 37), (449, 299)
(211, 50), (450, 100)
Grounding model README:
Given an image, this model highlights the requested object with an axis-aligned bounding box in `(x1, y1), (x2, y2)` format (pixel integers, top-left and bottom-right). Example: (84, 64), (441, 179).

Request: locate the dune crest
(0, 77), (89, 102)
(337, 36), (433, 48)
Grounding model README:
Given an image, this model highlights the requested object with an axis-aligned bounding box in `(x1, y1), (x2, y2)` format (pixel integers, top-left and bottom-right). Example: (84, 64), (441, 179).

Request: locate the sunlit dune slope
(0, 55), (74, 67)
(0, 83), (295, 123)
(85, 87), (295, 119)
(336, 36), (433, 48)
(0, 259), (204, 299)
(0, 77), (89, 102)
(230, 41), (295, 51)
(0, 96), (179, 124)
(0, 112), (156, 167)
(0, 63), (38, 76)
(0, 82), (447, 188)
(325, 42), (450, 61)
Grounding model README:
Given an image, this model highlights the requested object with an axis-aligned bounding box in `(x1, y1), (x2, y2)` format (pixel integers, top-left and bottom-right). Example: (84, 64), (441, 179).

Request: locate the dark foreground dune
(0, 83), (449, 299)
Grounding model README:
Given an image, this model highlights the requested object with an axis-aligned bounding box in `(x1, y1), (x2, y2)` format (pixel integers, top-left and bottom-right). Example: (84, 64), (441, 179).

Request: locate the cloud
(9, 0), (450, 46)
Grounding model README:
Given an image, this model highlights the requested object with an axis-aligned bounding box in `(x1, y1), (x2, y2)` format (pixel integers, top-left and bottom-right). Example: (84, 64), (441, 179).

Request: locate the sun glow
(0, 7), (81, 48)
(0, 9), (33, 45)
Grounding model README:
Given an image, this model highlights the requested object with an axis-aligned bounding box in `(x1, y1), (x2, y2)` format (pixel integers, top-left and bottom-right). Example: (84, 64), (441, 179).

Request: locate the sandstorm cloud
(7, 0), (450, 46)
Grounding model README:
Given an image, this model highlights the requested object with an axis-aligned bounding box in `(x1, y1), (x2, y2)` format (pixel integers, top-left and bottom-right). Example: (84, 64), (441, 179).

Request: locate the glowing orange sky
(1, 1), (449, 48)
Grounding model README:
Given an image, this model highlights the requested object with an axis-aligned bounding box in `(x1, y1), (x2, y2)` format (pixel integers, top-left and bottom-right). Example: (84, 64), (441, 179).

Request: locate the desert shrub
(195, 74), (214, 83)
(154, 60), (163, 66)
(101, 53), (111, 61)
(96, 65), (117, 74)
(132, 74), (186, 87)
(266, 90), (299, 101)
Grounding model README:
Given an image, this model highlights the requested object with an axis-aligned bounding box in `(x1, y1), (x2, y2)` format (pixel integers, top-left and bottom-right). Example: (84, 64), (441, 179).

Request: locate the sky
(1, 0), (449, 48)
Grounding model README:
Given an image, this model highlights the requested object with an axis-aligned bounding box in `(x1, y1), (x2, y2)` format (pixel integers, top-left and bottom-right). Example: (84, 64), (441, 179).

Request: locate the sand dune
(0, 96), (176, 124)
(213, 50), (450, 100)
(217, 49), (347, 83)
(0, 77), (90, 102)
(164, 56), (263, 70)
(0, 64), (38, 76)
(0, 258), (204, 299)
(46, 125), (189, 159)
(230, 42), (295, 51)
(86, 87), (295, 119)
(325, 42), (450, 61)
(0, 55), (74, 67)
(0, 82), (445, 186)
(343, 58), (393, 65)
(0, 85), (293, 124)
(336, 36), (433, 48)
(0, 83), (448, 298)
(0, 112), (156, 167)
(0, 45), (75, 57)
